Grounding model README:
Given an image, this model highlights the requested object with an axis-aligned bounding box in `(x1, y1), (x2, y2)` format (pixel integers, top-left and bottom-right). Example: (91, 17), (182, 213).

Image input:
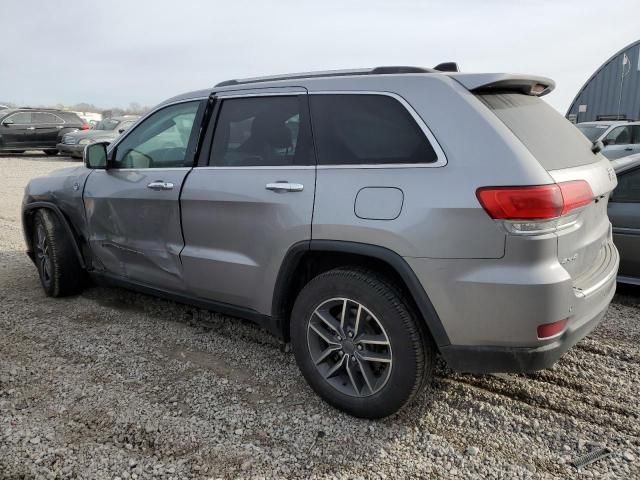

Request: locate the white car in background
(576, 121), (640, 159)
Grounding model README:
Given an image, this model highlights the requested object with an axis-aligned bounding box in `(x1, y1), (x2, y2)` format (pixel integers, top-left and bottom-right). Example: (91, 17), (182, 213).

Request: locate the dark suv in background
(0, 108), (86, 156)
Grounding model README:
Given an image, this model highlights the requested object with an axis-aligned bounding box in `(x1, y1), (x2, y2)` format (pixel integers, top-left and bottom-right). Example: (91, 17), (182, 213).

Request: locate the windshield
(576, 124), (610, 142)
(93, 119), (119, 131)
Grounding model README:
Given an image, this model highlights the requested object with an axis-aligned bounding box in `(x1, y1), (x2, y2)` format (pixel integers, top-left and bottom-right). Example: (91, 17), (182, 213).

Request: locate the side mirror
(591, 140), (604, 154)
(118, 128), (125, 134)
(602, 139), (611, 147)
(2, 119), (14, 126)
(84, 142), (108, 169)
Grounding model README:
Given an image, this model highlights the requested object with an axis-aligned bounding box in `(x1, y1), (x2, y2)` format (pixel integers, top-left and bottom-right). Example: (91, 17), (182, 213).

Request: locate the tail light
(477, 181), (593, 234)
(80, 123), (90, 130)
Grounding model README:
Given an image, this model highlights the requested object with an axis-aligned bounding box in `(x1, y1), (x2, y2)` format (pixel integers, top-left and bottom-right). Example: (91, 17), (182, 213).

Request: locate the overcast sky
(1, 0), (639, 113)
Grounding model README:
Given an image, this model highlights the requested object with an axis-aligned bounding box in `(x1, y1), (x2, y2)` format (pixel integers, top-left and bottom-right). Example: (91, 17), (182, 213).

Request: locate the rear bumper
(439, 300), (610, 373)
(407, 238), (619, 374)
(57, 143), (84, 157)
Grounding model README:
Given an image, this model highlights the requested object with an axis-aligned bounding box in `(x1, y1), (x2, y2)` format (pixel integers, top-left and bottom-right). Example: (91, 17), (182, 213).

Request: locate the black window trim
(310, 91), (447, 169)
(106, 97), (207, 170)
(204, 91), (315, 170)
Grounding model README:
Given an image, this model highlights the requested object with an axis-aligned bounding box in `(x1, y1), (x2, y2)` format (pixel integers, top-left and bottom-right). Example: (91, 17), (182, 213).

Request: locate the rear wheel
(32, 209), (85, 297)
(291, 268), (434, 418)
(44, 149), (58, 156)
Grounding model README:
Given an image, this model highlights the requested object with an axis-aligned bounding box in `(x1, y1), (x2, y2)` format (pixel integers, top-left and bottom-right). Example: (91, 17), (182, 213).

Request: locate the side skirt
(90, 271), (278, 337)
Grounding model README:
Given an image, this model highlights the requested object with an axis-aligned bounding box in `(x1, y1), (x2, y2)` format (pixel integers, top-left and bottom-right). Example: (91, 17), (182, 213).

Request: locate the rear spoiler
(447, 73), (555, 97)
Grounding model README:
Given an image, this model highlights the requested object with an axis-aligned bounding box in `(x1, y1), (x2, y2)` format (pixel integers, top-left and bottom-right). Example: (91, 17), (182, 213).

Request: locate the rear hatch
(474, 90), (617, 288)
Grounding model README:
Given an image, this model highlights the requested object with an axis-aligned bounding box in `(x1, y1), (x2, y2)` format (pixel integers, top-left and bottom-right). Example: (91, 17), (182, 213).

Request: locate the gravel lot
(1, 154), (639, 479)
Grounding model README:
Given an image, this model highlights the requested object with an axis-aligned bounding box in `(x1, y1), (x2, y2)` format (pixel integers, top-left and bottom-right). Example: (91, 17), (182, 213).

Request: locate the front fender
(22, 202), (86, 269)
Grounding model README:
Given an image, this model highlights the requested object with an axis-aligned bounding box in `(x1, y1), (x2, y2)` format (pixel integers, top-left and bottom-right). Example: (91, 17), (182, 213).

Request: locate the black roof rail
(214, 65), (444, 88)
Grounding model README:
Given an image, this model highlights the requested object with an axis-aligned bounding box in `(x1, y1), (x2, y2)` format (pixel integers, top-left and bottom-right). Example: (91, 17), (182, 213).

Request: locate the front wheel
(32, 209), (85, 296)
(291, 268), (434, 418)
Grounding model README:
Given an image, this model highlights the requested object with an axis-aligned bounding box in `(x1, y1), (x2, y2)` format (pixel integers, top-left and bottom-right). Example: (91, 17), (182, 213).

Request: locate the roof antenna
(434, 62), (460, 72)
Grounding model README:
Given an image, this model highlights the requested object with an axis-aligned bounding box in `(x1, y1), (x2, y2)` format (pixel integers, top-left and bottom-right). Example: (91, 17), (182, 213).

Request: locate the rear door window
(33, 112), (62, 124)
(6, 112), (32, 124)
(478, 93), (597, 170)
(209, 95), (313, 167)
(309, 94), (437, 165)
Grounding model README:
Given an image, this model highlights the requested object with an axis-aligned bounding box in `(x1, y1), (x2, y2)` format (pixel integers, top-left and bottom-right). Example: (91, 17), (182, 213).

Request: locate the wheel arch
(271, 240), (450, 348)
(22, 202), (86, 269)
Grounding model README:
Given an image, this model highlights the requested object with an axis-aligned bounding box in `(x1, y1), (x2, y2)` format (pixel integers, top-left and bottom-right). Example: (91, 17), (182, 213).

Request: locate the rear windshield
(576, 124), (610, 142)
(478, 93), (596, 170)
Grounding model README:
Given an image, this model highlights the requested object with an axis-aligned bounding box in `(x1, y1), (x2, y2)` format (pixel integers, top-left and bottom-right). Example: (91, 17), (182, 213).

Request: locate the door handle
(27, 127), (36, 130)
(147, 181), (174, 191)
(56, 125), (64, 129)
(625, 147), (633, 151)
(266, 182), (304, 192)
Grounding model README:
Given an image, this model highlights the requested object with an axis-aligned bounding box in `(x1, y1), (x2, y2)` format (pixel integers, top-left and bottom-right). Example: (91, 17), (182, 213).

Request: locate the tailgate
(548, 159), (617, 283)
(476, 91), (618, 284)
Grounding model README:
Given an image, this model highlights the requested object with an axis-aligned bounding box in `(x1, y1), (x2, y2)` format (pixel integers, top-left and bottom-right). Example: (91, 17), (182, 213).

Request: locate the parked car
(57, 116), (139, 158)
(609, 154), (640, 285)
(0, 104), (9, 110)
(22, 66), (619, 418)
(576, 120), (640, 159)
(0, 108), (86, 155)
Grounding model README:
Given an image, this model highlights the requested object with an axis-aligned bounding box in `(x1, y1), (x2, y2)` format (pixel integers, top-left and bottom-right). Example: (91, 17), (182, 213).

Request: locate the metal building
(567, 40), (640, 123)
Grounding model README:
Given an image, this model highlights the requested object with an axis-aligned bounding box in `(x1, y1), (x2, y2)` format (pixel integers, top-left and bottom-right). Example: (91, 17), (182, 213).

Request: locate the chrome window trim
(309, 91), (447, 169)
(214, 91), (306, 100)
(198, 165), (315, 170)
(96, 167), (193, 172)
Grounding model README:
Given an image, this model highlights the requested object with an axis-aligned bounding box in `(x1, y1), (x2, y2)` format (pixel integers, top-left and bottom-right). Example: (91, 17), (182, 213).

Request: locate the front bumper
(57, 143), (84, 158)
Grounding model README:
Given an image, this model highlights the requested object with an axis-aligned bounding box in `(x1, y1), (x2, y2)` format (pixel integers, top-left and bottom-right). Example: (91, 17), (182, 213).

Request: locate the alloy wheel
(306, 297), (393, 397)
(35, 224), (52, 286)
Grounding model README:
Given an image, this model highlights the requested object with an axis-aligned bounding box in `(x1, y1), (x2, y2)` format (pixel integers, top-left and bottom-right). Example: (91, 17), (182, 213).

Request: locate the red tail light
(537, 319), (568, 339)
(80, 123), (90, 130)
(476, 181), (593, 220)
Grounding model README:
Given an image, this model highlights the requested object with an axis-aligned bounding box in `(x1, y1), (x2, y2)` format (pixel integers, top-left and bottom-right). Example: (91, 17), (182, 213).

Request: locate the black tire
(44, 149), (58, 156)
(32, 209), (85, 297)
(291, 267), (435, 418)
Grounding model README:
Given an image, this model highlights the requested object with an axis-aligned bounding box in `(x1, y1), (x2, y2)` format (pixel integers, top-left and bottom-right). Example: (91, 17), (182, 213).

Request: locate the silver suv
(22, 66), (619, 418)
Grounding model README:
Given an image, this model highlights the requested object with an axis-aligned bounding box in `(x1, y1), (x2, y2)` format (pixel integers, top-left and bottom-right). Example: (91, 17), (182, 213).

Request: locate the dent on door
(84, 169), (187, 286)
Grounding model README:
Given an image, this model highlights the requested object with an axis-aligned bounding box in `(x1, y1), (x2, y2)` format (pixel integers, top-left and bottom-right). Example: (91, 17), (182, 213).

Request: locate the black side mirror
(84, 142), (108, 169)
(602, 139), (611, 147)
(2, 120), (14, 126)
(591, 140), (604, 154)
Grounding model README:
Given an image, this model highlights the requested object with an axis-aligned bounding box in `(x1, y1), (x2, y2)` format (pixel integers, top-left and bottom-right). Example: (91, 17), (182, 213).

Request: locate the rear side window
(478, 93), (596, 170)
(309, 94), (437, 165)
(210, 96), (313, 167)
(33, 112), (62, 124)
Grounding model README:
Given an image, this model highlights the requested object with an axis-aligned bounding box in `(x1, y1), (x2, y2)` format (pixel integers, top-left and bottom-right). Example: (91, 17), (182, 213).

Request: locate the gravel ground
(1, 154), (639, 479)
